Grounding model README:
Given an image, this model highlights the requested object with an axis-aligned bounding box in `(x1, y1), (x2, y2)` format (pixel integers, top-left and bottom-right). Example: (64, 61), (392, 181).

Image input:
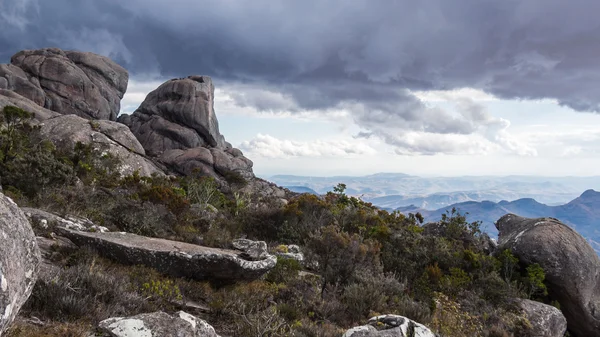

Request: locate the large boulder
(343, 315), (435, 337)
(98, 311), (219, 337)
(118, 76), (256, 185)
(0, 48), (128, 120)
(516, 299), (567, 337)
(118, 76), (226, 154)
(38, 114), (163, 177)
(0, 193), (41, 334)
(496, 214), (600, 337)
(56, 227), (277, 282)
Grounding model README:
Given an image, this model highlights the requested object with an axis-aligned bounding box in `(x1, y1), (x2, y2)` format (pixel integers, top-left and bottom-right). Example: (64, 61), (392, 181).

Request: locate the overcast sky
(2, 0), (600, 177)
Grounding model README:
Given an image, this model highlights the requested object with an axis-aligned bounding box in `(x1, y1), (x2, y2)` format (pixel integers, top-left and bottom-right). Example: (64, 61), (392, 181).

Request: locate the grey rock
(275, 244), (304, 262)
(343, 315), (435, 337)
(99, 311), (219, 337)
(38, 114), (163, 177)
(3, 48), (128, 120)
(0, 89), (60, 121)
(232, 238), (270, 260)
(516, 299), (567, 337)
(118, 76), (260, 187)
(0, 193), (41, 334)
(119, 75), (290, 200)
(118, 76), (226, 154)
(496, 214), (600, 337)
(56, 227), (277, 282)
(23, 207), (109, 233)
(159, 147), (243, 180)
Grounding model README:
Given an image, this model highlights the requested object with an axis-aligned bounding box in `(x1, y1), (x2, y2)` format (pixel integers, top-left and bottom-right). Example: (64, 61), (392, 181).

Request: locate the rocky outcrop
(38, 114), (163, 177)
(56, 227), (277, 282)
(496, 214), (600, 337)
(0, 89), (60, 121)
(517, 299), (567, 337)
(1, 79), (162, 178)
(118, 76), (226, 154)
(0, 48), (128, 120)
(118, 76), (260, 187)
(98, 311), (219, 337)
(0, 193), (41, 334)
(343, 315), (435, 337)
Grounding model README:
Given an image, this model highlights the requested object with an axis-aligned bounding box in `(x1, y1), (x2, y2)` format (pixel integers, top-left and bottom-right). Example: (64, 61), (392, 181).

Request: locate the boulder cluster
(0, 48), (284, 196)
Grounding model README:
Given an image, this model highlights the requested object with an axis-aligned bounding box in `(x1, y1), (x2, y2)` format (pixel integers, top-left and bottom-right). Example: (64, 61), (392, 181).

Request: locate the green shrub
(140, 279), (182, 302)
(266, 257), (302, 284)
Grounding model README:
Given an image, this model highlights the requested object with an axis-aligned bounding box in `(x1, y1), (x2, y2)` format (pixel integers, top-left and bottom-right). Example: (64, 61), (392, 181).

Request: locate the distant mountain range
(268, 173), (600, 253)
(283, 186), (319, 195)
(268, 173), (600, 208)
(397, 190), (600, 252)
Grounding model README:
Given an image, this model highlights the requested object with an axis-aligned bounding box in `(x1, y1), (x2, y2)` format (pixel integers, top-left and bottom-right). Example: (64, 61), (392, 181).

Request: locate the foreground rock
(496, 214), (600, 337)
(343, 315), (435, 337)
(516, 299), (567, 337)
(98, 311), (219, 337)
(0, 193), (41, 334)
(56, 227), (276, 282)
(38, 114), (163, 177)
(0, 48), (128, 120)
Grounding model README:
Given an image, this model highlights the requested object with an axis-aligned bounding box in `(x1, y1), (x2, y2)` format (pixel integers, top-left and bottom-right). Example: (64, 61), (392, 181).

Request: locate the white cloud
(239, 134), (377, 158)
(561, 146), (583, 157)
(413, 88), (498, 103)
(119, 79), (164, 114)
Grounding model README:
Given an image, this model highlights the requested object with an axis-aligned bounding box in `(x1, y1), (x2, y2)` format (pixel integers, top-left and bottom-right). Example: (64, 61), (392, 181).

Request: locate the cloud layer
(1, 0), (597, 155)
(239, 134), (377, 158)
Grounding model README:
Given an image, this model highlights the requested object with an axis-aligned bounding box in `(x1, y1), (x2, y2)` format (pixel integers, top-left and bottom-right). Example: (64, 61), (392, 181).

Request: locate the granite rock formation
(0, 48), (128, 120)
(496, 214), (600, 337)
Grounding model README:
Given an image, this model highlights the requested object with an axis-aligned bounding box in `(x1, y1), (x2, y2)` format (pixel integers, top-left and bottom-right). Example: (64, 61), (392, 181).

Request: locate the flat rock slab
(57, 227), (276, 282)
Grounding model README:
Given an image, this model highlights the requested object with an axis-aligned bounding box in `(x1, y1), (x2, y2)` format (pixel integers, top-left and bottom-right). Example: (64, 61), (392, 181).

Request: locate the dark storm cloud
(1, 0), (599, 153)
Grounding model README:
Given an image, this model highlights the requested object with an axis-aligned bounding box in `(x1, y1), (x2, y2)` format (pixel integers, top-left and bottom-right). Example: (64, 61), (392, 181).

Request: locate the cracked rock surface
(0, 193), (41, 335)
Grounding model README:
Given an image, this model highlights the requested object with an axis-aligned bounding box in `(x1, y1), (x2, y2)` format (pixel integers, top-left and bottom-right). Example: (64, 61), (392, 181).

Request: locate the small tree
(498, 249), (519, 282)
(439, 208), (481, 241)
(187, 176), (220, 206)
(0, 105), (33, 164)
(524, 263), (547, 299)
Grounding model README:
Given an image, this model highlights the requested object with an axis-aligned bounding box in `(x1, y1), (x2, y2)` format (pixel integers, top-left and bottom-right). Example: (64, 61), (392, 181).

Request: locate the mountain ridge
(401, 190), (600, 252)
